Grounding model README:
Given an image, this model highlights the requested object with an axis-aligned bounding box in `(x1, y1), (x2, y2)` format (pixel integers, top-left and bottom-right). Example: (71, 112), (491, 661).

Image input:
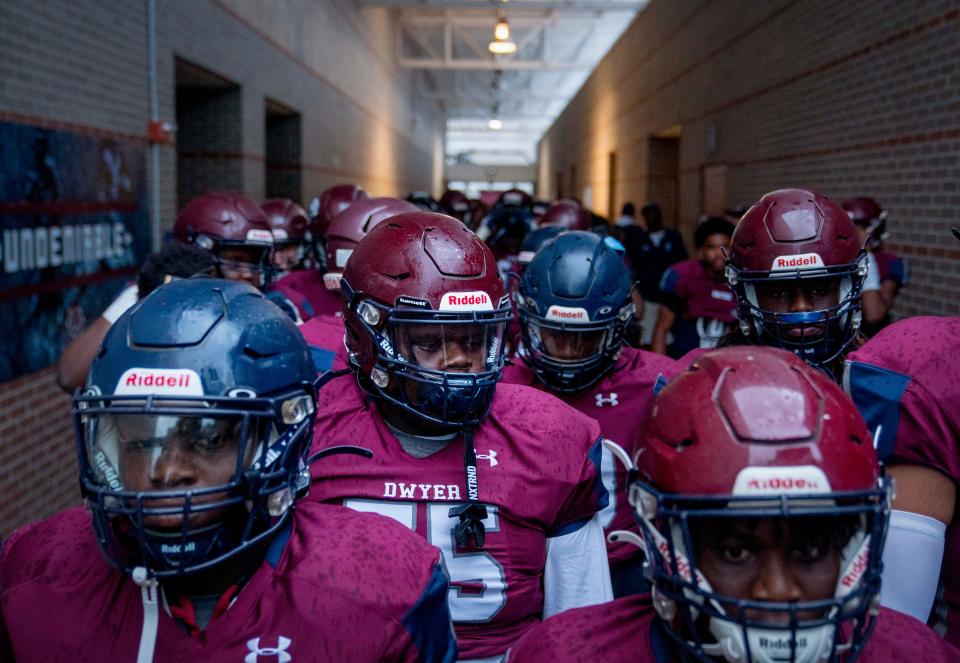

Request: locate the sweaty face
(218, 245), (269, 287)
(691, 516), (849, 623)
(754, 278), (842, 338)
(98, 414), (256, 530)
(698, 233), (731, 276)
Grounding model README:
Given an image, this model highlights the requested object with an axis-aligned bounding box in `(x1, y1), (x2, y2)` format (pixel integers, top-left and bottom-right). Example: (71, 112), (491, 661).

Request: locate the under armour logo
(476, 450), (499, 467)
(596, 392), (619, 407)
(246, 636), (292, 663)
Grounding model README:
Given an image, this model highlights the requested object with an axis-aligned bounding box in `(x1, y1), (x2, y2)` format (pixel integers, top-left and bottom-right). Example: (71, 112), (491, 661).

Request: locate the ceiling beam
(359, 0), (643, 12)
(399, 58), (591, 70)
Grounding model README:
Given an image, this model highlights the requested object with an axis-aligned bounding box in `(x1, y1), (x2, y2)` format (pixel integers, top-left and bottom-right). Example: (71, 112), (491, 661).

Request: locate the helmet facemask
(269, 235), (309, 278)
(517, 298), (632, 393)
(75, 389), (315, 578)
(726, 256), (867, 368)
(628, 479), (891, 663)
(205, 238), (274, 289)
(345, 284), (511, 430)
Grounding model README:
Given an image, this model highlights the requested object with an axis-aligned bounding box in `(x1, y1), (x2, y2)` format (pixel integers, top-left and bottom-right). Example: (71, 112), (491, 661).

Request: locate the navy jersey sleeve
(658, 267), (685, 314)
(844, 359), (913, 462)
(845, 359), (960, 482)
(888, 257), (908, 287)
(401, 562), (458, 663)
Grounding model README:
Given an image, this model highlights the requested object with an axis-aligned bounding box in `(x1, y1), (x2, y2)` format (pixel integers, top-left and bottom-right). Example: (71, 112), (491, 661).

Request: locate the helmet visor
(85, 413), (266, 529)
(217, 245), (272, 286)
(526, 323), (607, 363)
(390, 321), (507, 375)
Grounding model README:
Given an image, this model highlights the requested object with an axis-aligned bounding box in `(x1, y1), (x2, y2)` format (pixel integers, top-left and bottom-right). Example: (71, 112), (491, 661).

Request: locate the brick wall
(539, 0), (960, 318)
(0, 369), (75, 536)
(0, 0), (442, 538)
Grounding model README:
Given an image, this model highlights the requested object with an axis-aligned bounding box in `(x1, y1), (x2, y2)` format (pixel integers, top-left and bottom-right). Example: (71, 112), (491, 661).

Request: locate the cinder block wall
(538, 0), (960, 318)
(0, 0), (441, 537)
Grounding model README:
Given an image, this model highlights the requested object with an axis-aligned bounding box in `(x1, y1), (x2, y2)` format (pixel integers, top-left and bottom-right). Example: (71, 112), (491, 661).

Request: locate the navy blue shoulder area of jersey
(844, 360), (912, 461)
(402, 562), (458, 663)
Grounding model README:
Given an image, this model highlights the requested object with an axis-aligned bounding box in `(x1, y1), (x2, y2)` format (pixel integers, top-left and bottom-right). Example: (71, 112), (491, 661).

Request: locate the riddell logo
(840, 544), (870, 588)
(439, 291), (493, 311)
(732, 466), (830, 496)
(546, 305), (589, 322)
(771, 252), (824, 270)
(246, 229), (274, 245)
(126, 372), (191, 388)
(746, 477), (819, 491)
(115, 368), (203, 396)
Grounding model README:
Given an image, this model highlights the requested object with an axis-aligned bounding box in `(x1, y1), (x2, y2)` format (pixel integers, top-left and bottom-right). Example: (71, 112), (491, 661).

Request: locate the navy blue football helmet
(484, 204), (535, 259)
(517, 225), (565, 267)
(73, 277), (318, 578)
(516, 231), (635, 392)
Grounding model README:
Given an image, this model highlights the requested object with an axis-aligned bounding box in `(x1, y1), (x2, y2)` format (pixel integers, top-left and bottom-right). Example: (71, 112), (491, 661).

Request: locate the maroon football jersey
(1, 503), (456, 662)
(660, 258), (737, 322)
(507, 596), (959, 663)
(845, 316), (960, 645)
(309, 376), (607, 659)
(501, 346), (678, 563)
(299, 313), (350, 372)
(271, 269), (343, 321)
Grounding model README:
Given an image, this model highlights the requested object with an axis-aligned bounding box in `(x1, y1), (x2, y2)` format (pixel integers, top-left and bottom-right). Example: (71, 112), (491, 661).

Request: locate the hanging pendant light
(488, 13), (516, 54)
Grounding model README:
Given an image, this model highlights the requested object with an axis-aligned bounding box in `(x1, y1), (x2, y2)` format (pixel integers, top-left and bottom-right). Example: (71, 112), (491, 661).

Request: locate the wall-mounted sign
(0, 121), (149, 382)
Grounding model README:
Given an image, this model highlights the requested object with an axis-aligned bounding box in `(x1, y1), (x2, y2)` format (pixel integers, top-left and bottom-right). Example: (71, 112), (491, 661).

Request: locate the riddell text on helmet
(546, 305), (590, 322)
(439, 291), (494, 311)
(114, 368), (204, 396)
(771, 252), (824, 270)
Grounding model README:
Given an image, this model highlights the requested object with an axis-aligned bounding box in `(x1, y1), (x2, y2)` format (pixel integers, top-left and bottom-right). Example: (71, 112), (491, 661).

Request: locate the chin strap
(449, 428), (487, 548)
(132, 566), (159, 663)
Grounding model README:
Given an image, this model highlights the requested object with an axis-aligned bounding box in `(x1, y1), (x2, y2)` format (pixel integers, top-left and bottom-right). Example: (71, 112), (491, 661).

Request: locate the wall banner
(0, 120), (149, 383)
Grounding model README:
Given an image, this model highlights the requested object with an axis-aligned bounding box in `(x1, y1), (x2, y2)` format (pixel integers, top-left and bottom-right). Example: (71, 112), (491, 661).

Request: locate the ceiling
(359, 0), (646, 168)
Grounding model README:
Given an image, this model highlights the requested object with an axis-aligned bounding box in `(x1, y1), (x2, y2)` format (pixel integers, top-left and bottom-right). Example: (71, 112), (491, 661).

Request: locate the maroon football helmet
(842, 197), (888, 251)
(440, 190), (470, 221)
(341, 212), (511, 430)
(540, 201), (591, 231)
(628, 346), (889, 663)
(725, 189), (867, 368)
(311, 184), (367, 240)
(174, 192), (275, 287)
(322, 197), (419, 291)
(262, 198), (310, 272)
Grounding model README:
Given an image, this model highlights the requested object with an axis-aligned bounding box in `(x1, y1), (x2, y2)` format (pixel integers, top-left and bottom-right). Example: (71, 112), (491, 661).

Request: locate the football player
(845, 312), (960, 641)
(440, 189), (471, 222)
(174, 192), (276, 290)
(508, 347), (957, 663)
(1, 277), (457, 662)
(722, 189), (873, 380)
(309, 212), (613, 661)
(174, 192), (302, 323)
(506, 231), (677, 595)
(308, 183), (368, 272)
(651, 216), (737, 357)
(539, 201), (591, 232)
(841, 196), (908, 335)
(262, 197), (324, 322)
(299, 196), (418, 373)
(262, 197), (311, 276)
